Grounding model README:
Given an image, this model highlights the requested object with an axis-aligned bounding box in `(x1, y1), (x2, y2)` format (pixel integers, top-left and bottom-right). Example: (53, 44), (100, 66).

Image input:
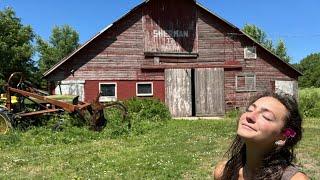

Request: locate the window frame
(244, 46), (257, 59)
(136, 82), (153, 97)
(99, 82), (117, 102)
(235, 74), (257, 92)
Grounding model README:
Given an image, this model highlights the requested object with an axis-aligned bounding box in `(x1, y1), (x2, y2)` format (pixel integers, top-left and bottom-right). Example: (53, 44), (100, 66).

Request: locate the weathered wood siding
(195, 68), (224, 116)
(165, 69), (192, 117)
(197, 7), (298, 112)
(47, 7), (164, 82)
(143, 0), (197, 53)
(197, 9), (243, 63)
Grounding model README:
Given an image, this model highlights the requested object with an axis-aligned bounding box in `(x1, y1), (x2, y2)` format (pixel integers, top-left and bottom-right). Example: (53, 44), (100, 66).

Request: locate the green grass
(0, 118), (319, 179)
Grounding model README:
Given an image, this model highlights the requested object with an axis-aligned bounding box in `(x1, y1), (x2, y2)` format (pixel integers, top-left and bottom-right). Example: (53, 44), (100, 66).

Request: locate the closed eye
(262, 115), (273, 121)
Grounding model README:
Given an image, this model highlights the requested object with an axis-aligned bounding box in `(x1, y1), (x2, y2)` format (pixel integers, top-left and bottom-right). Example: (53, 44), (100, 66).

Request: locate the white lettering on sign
(153, 29), (189, 38)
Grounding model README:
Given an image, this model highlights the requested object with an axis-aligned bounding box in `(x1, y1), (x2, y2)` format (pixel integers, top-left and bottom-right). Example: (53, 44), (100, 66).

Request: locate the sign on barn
(143, 0), (197, 53)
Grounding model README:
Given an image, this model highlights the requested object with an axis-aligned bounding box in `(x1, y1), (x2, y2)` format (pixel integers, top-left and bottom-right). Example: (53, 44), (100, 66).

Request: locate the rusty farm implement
(0, 72), (129, 134)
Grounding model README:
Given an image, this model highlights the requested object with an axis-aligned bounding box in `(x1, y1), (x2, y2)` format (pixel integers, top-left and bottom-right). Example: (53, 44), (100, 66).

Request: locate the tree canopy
(37, 25), (80, 74)
(295, 53), (320, 88)
(0, 7), (36, 83)
(242, 24), (291, 63)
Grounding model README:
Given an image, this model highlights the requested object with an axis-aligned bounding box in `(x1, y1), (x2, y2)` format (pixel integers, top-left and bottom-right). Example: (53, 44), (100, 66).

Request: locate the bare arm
(213, 161), (226, 180)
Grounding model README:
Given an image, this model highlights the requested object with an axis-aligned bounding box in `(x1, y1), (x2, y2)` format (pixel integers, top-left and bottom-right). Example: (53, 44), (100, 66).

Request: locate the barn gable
(44, 0), (302, 116)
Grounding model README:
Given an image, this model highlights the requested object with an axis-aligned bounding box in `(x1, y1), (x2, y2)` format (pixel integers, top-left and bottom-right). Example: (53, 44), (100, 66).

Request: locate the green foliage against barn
(36, 25), (80, 74)
(242, 24), (291, 63)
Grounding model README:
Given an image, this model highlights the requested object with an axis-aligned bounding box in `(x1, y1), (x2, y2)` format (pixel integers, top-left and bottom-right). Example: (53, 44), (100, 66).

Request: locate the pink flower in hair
(283, 128), (296, 138)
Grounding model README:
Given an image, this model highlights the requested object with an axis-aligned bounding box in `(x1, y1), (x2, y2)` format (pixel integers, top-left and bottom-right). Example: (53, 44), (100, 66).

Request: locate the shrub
(104, 97), (171, 136)
(299, 88), (320, 117)
(125, 97), (171, 122)
(129, 98), (171, 134)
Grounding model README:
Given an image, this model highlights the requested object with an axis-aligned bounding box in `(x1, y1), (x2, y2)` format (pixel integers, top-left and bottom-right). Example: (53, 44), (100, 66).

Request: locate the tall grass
(299, 88), (320, 117)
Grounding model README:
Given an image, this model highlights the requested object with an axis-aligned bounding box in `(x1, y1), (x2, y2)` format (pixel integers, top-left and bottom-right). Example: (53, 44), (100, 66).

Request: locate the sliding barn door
(165, 69), (192, 117)
(195, 68), (224, 116)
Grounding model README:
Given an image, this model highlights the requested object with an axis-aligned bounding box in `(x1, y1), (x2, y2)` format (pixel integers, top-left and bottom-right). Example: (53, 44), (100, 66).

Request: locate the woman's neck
(245, 142), (272, 175)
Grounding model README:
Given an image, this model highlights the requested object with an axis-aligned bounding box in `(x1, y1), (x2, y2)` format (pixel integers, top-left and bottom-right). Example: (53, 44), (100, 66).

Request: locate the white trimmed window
(244, 46), (257, 59)
(136, 82), (153, 96)
(236, 74), (256, 92)
(99, 83), (117, 102)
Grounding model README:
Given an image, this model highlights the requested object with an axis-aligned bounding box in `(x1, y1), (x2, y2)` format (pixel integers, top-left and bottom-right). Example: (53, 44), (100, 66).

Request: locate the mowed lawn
(0, 118), (319, 179)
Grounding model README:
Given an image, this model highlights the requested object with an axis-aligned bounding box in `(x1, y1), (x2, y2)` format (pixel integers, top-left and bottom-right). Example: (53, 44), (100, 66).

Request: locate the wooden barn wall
(45, 2), (300, 113)
(84, 80), (165, 102)
(143, 0), (197, 53)
(197, 9), (243, 63)
(46, 7), (164, 82)
(197, 7), (298, 111)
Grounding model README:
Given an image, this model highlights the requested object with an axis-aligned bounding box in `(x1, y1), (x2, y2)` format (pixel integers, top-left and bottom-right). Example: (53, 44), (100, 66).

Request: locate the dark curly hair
(222, 91), (303, 179)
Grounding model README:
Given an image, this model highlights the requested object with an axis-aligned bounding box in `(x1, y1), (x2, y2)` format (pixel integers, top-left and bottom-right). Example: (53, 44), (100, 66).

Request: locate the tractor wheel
(0, 112), (12, 134)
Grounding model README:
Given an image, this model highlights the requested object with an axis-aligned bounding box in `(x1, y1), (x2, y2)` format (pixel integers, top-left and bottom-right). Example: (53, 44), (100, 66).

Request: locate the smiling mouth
(241, 123), (257, 131)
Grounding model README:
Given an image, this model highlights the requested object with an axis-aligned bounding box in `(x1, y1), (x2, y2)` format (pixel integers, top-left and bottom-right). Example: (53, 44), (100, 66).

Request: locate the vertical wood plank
(195, 68), (224, 116)
(165, 69), (192, 117)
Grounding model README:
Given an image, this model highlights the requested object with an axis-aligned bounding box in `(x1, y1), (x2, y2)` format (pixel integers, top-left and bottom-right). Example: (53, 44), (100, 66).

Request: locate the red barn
(43, 0), (302, 117)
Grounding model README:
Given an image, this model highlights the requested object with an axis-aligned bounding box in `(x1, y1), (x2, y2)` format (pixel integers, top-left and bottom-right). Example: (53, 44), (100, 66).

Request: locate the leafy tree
(243, 24), (273, 49)
(0, 7), (35, 82)
(296, 53), (320, 88)
(242, 24), (291, 63)
(275, 39), (291, 63)
(37, 25), (80, 74)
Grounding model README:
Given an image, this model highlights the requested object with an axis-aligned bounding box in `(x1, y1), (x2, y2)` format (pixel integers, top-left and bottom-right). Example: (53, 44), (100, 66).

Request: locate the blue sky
(1, 0), (320, 64)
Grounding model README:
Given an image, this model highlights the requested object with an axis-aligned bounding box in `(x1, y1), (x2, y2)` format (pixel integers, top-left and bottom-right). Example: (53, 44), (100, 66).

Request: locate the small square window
(99, 83), (117, 102)
(236, 74), (256, 92)
(244, 47), (257, 59)
(136, 82), (153, 96)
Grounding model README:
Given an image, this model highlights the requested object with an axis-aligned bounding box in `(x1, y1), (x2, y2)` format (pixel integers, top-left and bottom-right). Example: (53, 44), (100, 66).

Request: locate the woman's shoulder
(290, 172), (309, 180)
(282, 165), (309, 180)
(213, 160), (227, 180)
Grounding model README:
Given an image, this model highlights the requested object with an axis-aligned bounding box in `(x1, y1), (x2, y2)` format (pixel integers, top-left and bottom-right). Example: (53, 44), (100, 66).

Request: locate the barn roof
(43, 0), (302, 78)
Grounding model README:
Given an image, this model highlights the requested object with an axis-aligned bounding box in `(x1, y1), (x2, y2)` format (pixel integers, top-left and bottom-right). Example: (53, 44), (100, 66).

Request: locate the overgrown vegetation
(299, 88), (320, 118)
(19, 97), (171, 138)
(102, 97), (171, 137)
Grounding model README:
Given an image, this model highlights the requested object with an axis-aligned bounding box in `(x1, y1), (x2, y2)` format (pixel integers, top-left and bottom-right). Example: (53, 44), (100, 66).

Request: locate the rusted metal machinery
(0, 72), (128, 134)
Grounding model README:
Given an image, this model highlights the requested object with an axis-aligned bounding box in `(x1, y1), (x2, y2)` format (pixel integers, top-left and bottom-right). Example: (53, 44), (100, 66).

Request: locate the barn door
(275, 80), (298, 98)
(195, 68), (225, 116)
(54, 80), (85, 101)
(165, 69), (192, 117)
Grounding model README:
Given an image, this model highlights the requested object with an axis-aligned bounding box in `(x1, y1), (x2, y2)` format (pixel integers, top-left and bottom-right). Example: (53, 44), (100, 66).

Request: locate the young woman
(214, 92), (309, 180)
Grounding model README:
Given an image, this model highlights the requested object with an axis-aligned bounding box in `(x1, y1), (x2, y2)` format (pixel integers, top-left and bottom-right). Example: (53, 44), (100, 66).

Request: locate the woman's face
(237, 96), (288, 146)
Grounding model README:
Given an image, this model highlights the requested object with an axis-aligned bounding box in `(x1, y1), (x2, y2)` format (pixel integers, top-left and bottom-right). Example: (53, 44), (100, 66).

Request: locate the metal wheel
(0, 112), (12, 134)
